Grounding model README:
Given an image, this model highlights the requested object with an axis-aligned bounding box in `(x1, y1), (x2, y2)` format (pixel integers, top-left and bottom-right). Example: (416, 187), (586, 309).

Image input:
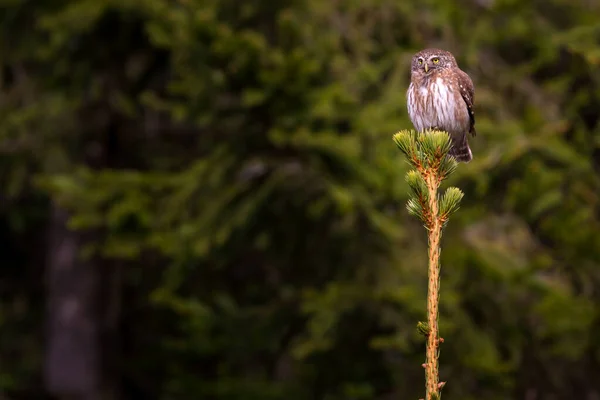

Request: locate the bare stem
(425, 173), (441, 400)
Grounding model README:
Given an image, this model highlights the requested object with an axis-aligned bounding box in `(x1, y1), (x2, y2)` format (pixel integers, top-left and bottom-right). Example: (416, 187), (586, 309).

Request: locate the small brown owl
(407, 48), (476, 162)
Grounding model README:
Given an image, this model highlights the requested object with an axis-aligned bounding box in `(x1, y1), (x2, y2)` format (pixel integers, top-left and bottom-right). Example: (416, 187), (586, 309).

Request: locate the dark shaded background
(1, 0), (600, 399)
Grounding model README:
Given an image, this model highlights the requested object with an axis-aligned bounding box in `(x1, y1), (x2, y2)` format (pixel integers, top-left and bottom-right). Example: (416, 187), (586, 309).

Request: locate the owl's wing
(457, 70), (476, 137)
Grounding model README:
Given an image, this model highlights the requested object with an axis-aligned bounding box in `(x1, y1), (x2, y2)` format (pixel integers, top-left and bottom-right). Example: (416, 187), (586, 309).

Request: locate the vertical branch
(425, 174), (441, 400)
(393, 129), (463, 400)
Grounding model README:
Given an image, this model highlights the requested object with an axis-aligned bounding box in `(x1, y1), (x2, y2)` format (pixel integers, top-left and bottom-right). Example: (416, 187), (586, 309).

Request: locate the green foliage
(394, 130), (459, 180)
(395, 130), (463, 227)
(417, 321), (431, 337)
(1, 0), (600, 399)
(405, 170), (429, 222)
(439, 188), (464, 224)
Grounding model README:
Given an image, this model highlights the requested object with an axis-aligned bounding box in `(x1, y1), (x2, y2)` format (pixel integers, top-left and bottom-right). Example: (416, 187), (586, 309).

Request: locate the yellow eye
(432, 58), (440, 64)
(417, 59), (423, 65)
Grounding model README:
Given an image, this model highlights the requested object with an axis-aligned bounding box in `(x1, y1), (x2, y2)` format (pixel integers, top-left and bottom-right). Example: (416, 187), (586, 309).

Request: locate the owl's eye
(417, 59), (423, 65)
(432, 58), (440, 64)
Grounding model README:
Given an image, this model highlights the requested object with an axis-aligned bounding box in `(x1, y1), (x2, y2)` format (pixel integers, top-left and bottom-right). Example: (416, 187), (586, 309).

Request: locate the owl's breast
(407, 77), (469, 134)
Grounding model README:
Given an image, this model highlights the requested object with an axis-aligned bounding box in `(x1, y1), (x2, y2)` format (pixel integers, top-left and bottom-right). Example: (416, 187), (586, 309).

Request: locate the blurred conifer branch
(393, 130), (464, 400)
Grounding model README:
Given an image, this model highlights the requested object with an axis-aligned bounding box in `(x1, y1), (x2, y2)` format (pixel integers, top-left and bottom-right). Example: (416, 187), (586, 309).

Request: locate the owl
(407, 48), (476, 162)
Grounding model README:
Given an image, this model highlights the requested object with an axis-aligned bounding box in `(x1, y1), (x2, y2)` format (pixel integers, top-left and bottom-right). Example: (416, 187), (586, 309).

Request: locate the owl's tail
(448, 135), (472, 163)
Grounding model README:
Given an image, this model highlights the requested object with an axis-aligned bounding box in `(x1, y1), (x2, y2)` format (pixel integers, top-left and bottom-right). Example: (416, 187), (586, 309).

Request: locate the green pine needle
(407, 198), (425, 222)
(393, 130), (418, 165)
(438, 155), (458, 181)
(439, 187), (464, 221)
(417, 321), (431, 336)
(418, 130), (453, 161)
(406, 170), (428, 201)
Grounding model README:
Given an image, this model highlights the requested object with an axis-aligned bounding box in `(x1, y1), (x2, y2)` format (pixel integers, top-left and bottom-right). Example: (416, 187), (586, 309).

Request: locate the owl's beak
(424, 63), (428, 73)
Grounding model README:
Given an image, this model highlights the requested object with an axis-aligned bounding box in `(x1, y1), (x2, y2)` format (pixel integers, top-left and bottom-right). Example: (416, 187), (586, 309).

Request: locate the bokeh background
(2, 0), (600, 399)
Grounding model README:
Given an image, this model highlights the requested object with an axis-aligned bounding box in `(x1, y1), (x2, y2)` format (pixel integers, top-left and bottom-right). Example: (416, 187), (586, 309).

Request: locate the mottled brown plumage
(407, 48), (476, 162)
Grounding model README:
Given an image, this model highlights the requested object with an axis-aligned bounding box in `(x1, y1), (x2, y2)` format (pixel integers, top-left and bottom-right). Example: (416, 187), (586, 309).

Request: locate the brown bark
(44, 204), (102, 400)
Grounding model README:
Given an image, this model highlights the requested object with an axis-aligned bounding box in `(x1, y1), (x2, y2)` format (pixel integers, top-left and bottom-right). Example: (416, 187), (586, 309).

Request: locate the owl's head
(410, 48), (457, 77)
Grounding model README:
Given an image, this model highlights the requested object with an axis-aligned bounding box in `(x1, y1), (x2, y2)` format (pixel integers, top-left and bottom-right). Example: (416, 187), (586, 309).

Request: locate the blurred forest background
(1, 0), (600, 399)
